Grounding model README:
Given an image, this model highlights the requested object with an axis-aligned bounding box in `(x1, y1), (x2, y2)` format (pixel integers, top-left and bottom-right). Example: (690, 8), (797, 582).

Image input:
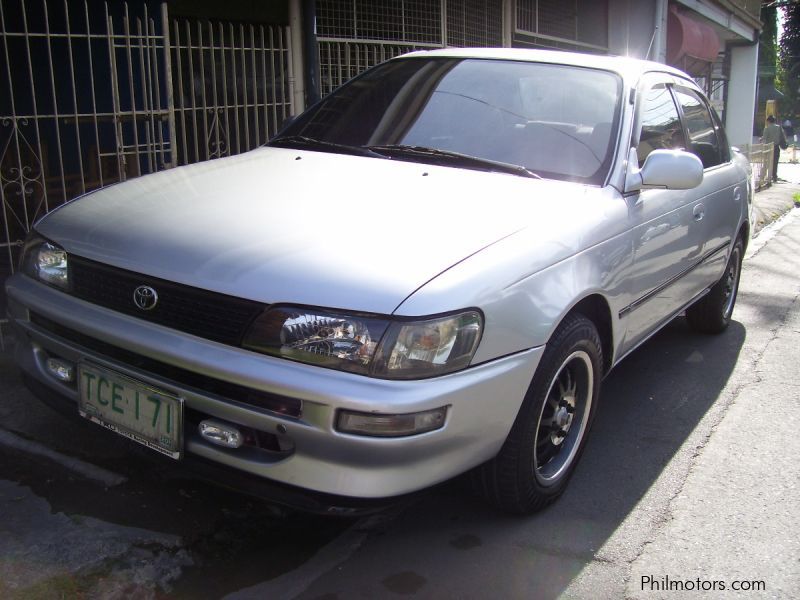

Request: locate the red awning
(666, 7), (721, 64)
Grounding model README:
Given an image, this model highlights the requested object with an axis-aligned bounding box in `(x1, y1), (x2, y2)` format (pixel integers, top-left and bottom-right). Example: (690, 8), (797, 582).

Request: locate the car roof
(396, 47), (690, 83)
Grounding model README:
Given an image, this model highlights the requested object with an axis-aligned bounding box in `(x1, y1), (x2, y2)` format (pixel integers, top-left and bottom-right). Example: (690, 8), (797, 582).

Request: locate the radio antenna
(646, 25), (659, 60)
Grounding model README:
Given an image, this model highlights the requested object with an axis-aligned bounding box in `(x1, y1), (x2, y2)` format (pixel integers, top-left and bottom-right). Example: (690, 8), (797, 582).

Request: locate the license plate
(78, 363), (183, 460)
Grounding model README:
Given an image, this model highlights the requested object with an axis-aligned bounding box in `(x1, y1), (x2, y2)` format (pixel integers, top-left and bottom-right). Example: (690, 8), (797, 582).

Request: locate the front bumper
(6, 274), (543, 500)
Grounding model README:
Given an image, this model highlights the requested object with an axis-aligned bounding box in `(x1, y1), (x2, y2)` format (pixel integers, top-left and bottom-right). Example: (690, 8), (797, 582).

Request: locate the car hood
(38, 147), (586, 314)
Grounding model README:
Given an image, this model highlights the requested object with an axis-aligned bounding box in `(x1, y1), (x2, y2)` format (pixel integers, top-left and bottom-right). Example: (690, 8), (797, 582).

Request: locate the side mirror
(625, 148), (703, 193)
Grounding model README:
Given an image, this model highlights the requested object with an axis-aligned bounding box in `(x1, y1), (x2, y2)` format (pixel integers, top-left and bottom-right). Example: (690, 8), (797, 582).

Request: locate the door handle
(693, 204), (705, 221)
(733, 186), (742, 202)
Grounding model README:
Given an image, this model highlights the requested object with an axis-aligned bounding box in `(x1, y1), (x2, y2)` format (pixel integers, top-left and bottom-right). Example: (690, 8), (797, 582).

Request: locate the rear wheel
(473, 313), (602, 514)
(686, 237), (743, 334)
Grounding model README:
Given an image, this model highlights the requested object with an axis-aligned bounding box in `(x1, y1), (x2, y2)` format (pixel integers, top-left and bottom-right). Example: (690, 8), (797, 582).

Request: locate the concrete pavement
(751, 161), (800, 236)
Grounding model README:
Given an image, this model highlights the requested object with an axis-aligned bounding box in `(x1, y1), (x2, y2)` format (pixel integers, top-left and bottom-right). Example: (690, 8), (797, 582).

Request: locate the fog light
(45, 358), (74, 383)
(336, 406), (447, 437)
(199, 420), (244, 448)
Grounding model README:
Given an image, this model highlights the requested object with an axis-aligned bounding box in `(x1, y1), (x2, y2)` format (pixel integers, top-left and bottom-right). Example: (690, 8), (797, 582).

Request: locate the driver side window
(637, 83), (685, 166)
(673, 87), (723, 169)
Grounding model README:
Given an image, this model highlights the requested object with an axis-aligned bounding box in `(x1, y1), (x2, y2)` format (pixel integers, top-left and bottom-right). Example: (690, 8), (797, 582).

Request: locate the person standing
(762, 115), (787, 182)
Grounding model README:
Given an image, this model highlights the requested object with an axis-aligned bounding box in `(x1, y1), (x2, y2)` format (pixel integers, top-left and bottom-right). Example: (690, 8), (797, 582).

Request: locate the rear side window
(673, 87), (722, 169)
(637, 84), (685, 165)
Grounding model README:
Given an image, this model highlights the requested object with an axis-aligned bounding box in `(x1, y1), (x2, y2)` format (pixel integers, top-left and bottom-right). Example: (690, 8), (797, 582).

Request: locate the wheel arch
(738, 220), (750, 252)
(563, 294), (614, 376)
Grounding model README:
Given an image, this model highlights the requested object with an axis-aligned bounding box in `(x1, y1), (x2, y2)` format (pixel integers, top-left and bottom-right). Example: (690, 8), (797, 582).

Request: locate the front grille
(30, 312), (302, 418)
(69, 255), (265, 346)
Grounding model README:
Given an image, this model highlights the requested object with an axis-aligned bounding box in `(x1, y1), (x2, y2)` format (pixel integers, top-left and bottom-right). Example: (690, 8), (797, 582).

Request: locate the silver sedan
(5, 48), (751, 514)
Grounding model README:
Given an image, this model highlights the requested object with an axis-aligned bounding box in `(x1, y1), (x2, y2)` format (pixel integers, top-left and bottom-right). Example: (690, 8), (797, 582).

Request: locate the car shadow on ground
(292, 317), (747, 599)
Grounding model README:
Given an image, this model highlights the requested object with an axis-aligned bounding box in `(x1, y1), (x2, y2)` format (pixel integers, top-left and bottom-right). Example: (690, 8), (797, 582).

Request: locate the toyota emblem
(133, 285), (159, 311)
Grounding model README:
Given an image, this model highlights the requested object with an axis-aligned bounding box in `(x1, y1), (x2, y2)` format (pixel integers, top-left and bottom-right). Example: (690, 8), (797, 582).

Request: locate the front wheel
(473, 313), (603, 514)
(686, 237), (743, 334)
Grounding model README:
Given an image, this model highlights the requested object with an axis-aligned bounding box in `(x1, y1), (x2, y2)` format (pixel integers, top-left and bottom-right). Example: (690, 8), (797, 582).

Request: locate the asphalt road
(2, 212), (799, 599)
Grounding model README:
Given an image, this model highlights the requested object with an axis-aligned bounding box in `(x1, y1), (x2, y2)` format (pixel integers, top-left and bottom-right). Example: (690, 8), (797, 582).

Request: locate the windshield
(273, 58), (622, 184)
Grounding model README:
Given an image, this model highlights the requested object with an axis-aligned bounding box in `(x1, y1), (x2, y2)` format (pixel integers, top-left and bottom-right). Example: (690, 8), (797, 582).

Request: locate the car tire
(686, 237), (743, 334)
(473, 313), (602, 514)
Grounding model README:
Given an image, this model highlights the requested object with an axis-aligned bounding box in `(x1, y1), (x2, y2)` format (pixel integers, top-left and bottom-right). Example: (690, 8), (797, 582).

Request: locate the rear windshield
(275, 58), (622, 184)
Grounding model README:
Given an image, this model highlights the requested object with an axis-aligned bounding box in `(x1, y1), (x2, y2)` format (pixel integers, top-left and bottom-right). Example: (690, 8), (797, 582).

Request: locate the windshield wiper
(365, 144), (541, 179)
(270, 135), (384, 158)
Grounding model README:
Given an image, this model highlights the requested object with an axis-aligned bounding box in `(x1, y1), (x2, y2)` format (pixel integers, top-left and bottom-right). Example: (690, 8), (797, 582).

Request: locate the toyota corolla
(5, 48), (751, 514)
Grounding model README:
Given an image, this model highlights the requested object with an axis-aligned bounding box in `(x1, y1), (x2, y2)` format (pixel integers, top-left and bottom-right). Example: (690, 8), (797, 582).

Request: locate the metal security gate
(0, 0), (293, 280)
(169, 18), (293, 166)
(0, 1), (172, 279)
(108, 3), (172, 182)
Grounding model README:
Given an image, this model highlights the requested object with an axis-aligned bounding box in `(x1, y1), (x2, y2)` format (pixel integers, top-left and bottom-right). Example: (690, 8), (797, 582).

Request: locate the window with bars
(447, 0), (503, 48)
(315, 0), (505, 96)
(515, 0), (608, 51)
(316, 0), (442, 44)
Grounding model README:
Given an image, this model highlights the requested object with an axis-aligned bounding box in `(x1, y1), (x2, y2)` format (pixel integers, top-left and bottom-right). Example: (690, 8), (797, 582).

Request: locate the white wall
(725, 43), (759, 147)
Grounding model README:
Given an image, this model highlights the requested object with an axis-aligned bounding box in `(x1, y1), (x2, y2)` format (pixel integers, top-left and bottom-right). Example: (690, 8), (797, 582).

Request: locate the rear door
(671, 83), (743, 284)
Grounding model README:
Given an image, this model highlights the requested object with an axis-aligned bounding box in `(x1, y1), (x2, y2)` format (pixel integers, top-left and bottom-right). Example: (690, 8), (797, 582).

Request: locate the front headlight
(242, 307), (390, 375)
(373, 311), (483, 379)
(20, 234), (70, 290)
(242, 307), (483, 379)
